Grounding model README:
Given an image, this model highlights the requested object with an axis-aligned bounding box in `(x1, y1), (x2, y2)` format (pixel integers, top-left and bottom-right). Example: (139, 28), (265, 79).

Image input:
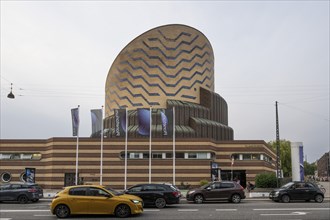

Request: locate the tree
(268, 140), (292, 177)
(304, 161), (317, 176)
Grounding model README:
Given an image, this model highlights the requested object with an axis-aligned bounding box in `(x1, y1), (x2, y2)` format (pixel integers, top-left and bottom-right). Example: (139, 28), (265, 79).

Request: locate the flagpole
(100, 106), (104, 185)
(124, 108), (128, 190)
(75, 105), (80, 185)
(173, 106), (176, 185)
(149, 107), (152, 184)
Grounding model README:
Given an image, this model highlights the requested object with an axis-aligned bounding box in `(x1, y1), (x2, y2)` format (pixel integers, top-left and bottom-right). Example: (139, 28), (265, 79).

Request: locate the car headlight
(274, 191), (279, 196)
(131, 199), (140, 204)
(188, 190), (195, 195)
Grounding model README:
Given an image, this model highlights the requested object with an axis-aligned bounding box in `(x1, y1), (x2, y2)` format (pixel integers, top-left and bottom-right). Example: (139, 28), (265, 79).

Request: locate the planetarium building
(0, 24), (276, 189)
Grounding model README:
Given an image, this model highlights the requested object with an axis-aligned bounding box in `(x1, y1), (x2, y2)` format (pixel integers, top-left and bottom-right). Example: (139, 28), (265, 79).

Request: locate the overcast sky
(1, 1), (329, 163)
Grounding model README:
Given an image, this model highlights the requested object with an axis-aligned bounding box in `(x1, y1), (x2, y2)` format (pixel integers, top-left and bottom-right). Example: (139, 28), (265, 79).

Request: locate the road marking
(260, 211), (307, 216)
(216, 209), (237, 211)
(178, 209), (199, 212)
(0, 210), (50, 212)
(254, 208), (330, 211)
(0, 218), (12, 220)
(34, 215), (53, 217)
(144, 209), (160, 212)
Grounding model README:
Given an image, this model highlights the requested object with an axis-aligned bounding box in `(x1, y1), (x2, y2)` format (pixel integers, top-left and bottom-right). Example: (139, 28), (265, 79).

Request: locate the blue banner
(137, 108), (150, 136)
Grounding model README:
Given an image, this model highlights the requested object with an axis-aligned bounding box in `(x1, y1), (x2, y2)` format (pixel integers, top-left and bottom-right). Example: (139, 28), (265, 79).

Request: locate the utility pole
(275, 101), (281, 187)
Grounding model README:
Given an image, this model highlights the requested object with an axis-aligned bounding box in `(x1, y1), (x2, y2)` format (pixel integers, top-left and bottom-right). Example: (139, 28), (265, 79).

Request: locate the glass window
(0, 185), (11, 191)
(197, 153), (209, 159)
(1, 172), (11, 182)
(89, 188), (109, 196)
(156, 185), (166, 191)
(165, 153), (173, 158)
(143, 153), (149, 159)
(143, 185), (157, 191)
(252, 154), (260, 160)
(129, 153), (140, 159)
(243, 154), (252, 160)
(176, 153), (184, 158)
(152, 153), (162, 159)
(232, 154), (239, 160)
(220, 183), (234, 188)
(69, 187), (87, 196)
(129, 186), (143, 192)
(188, 153), (197, 159)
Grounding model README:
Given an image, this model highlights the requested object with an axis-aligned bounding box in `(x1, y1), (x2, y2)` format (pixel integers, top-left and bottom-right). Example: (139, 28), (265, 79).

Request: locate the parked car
(125, 183), (181, 208)
(50, 185), (143, 218)
(186, 181), (245, 203)
(269, 181), (324, 203)
(0, 182), (43, 203)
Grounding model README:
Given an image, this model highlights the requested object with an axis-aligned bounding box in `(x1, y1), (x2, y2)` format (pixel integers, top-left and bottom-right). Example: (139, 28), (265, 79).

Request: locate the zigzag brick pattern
(105, 24), (214, 117)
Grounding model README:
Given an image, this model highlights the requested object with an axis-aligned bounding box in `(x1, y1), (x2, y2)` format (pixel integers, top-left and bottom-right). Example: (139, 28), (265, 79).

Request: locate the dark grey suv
(186, 181), (246, 203)
(0, 182), (43, 203)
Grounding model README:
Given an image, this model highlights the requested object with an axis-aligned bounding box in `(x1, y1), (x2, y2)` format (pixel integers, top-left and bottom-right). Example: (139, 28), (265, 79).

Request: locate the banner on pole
(25, 168), (36, 183)
(137, 108), (150, 136)
(91, 109), (103, 134)
(160, 109), (173, 136)
(114, 109), (126, 137)
(71, 108), (79, 136)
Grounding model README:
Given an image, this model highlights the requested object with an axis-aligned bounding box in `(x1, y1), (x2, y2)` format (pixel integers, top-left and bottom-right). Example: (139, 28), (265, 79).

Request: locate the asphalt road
(0, 199), (329, 220)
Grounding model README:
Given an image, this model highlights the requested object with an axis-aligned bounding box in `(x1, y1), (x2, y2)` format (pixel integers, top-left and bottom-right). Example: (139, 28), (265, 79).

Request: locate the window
(1, 172), (11, 182)
(143, 185), (157, 191)
(165, 153), (173, 158)
(176, 153), (184, 158)
(220, 183), (234, 188)
(187, 153), (197, 159)
(152, 153), (162, 159)
(129, 153), (141, 159)
(69, 187), (87, 196)
(143, 153), (149, 158)
(0, 184), (11, 191)
(20, 172), (27, 182)
(129, 186), (143, 192)
(89, 188), (109, 197)
(252, 154), (260, 160)
(243, 154), (252, 160)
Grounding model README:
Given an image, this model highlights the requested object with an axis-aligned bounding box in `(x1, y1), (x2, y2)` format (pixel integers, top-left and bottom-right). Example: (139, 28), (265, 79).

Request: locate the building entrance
(220, 170), (246, 188)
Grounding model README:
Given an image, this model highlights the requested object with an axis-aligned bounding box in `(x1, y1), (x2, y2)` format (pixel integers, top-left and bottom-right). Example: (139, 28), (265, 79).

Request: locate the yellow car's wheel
(55, 204), (70, 218)
(115, 204), (131, 218)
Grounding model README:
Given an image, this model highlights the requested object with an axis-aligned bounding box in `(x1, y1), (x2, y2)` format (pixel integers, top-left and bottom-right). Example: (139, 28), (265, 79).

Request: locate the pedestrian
(247, 182), (255, 192)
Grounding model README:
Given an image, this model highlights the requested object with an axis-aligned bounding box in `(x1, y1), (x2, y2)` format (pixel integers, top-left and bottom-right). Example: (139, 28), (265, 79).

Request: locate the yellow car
(50, 185), (143, 218)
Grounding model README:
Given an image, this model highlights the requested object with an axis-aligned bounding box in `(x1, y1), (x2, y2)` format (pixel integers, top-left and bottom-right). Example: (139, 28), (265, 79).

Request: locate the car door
(142, 184), (159, 205)
(126, 185), (146, 203)
(219, 182), (235, 199)
(202, 183), (220, 200)
(305, 183), (317, 200)
(289, 183), (307, 200)
(87, 187), (113, 214)
(67, 187), (90, 214)
(0, 184), (12, 201)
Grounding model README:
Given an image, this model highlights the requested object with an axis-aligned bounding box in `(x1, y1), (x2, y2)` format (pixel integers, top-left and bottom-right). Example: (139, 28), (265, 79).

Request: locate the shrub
(200, 179), (209, 186)
(255, 172), (277, 188)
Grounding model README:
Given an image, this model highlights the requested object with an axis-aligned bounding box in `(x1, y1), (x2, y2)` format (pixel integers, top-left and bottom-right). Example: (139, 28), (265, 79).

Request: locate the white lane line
(144, 209), (160, 212)
(178, 209), (199, 212)
(216, 209), (237, 211)
(0, 210), (50, 212)
(34, 215), (53, 217)
(0, 218), (12, 220)
(254, 208), (330, 211)
(260, 211), (307, 216)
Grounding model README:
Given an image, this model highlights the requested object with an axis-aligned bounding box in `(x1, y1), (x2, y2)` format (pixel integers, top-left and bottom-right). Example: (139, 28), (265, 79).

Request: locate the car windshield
(281, 182), (294, 189)
(106, 188), (123, 195)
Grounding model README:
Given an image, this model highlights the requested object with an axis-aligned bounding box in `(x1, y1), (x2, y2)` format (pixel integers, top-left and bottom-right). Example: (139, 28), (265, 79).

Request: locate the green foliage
(199, 179), (209, 186)
(268, 140), (292, 177)
(255, 172), (277, 188)
(304, 161), (317, 176)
